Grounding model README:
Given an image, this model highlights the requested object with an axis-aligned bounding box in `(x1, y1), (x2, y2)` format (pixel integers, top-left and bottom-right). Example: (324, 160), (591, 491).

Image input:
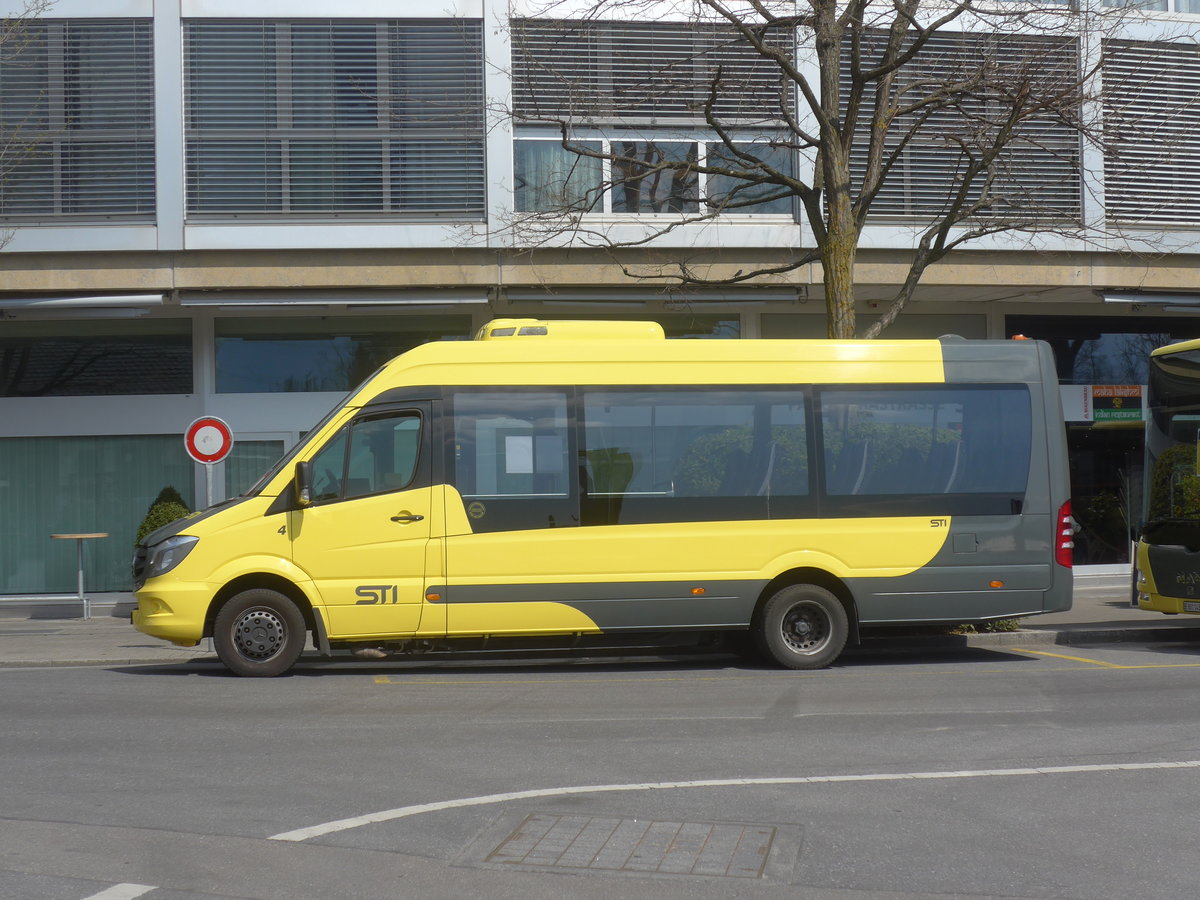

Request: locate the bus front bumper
(1137, 592), (1200, 615)
(131, 584), (211, 646)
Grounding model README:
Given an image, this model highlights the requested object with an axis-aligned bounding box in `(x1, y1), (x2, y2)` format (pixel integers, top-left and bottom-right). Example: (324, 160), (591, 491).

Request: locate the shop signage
(1091, 385), (1143, 422)
(1059, 385), (1146, 422)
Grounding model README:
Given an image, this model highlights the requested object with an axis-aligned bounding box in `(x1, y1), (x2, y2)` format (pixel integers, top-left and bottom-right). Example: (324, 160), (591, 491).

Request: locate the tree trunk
(822, 190), (858, 339)
(822, 235), (857, 339)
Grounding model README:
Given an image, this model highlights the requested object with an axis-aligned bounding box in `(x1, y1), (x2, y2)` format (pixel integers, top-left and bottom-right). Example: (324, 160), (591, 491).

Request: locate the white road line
(269, 758), (1200, 843)
(81, 885), (156, 900)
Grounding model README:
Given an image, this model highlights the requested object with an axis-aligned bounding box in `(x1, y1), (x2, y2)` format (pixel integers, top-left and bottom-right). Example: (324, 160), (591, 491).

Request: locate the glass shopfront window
(761, 313), (986, 339)
(215, 315), (472, 393)
(1007, 315), (1200, 567)
(539, 313), (739, 339)
(1006, 315), (1199, 386)
(0, 319), (192, 397)
(225, 440), (287, 497)
(0, 435), (195, 593)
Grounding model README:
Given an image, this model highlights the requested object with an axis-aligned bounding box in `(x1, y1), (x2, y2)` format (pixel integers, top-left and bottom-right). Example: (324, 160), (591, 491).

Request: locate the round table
(50, 533), (109, 619)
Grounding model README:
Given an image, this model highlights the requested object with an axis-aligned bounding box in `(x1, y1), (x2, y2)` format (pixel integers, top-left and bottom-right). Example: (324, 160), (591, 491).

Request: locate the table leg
(76, 538), (90, 620)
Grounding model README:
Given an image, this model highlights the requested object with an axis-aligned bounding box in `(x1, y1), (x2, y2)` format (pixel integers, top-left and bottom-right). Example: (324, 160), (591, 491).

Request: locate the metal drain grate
(485, 813), (776, 878)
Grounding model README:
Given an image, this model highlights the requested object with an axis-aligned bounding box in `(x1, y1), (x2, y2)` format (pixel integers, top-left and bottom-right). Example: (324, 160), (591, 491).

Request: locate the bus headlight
(145, 535), (198, 579)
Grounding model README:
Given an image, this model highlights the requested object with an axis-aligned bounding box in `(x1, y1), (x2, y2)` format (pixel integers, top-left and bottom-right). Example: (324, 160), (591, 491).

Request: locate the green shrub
(978, 618), (1021, 633)
(950, 618), (1021, 634)
(147, 485), (188, 513)
(135, 486), (191, 545)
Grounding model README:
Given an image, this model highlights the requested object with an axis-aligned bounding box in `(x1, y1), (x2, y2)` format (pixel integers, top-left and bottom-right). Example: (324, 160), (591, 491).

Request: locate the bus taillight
(1056, 501), (1074, 568)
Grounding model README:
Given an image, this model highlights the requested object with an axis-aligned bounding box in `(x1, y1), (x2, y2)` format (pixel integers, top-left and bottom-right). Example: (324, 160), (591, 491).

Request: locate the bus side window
(449, 390), (574, 532)
(309, 427), (348, 502)
(581, 388), (810, 524)
(306, 411), (423, 504)
(345, 413), (421, 498)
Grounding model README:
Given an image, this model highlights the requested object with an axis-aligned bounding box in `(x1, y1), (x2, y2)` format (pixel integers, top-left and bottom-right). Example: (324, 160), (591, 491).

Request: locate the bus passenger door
(288, 404), (434, 638)
(439, 390), (595, 635)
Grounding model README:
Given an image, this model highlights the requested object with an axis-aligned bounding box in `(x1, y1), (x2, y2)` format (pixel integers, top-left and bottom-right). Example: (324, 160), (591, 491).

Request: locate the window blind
(184, 19), (485, 218)
(512, 18), (792, 125)
(0, 19), (155, 220)
(843, 31), (1082, 221)
(1103, 39), (1200, 226)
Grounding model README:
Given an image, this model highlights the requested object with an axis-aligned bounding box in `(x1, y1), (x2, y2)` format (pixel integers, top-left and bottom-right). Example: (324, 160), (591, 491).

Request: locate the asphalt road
(3, 640), (1199, 900)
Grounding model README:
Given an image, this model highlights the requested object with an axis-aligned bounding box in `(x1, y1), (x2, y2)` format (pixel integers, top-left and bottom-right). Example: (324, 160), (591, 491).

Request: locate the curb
(1019, 626), (1200, 646)
(0, 656), (216, 668)
(859, 625), (1200, 654)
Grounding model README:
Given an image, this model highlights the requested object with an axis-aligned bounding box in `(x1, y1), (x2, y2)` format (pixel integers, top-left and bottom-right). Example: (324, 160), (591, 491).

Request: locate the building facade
(3, 0), (1200, 594)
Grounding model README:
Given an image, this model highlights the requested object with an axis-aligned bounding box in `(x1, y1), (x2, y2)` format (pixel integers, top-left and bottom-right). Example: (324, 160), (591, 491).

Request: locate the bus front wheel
(213, 589), (307, 677)
(756, 584), (848, 670)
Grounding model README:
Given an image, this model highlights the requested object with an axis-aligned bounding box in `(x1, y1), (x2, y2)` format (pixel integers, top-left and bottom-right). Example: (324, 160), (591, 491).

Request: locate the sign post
(185, 416), (234, 507)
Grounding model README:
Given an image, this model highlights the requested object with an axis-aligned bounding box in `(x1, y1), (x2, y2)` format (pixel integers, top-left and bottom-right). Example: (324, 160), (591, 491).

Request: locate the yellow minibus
(132, 319), (1073, 676)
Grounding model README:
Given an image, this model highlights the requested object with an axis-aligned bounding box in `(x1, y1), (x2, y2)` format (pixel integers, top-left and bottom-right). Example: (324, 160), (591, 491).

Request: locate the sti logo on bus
(930, 518), (948, 528)
(355, 585), (398, 605)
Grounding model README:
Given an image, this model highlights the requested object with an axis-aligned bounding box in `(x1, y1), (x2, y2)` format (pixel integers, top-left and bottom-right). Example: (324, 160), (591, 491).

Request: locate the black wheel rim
(232, 607), (286, 662)
(780, 601), (831, 655)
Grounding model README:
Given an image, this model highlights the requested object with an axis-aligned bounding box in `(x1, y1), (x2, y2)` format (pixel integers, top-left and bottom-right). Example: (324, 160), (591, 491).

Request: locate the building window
(0, 319), (192, 397)
(512, 19), (790, 125)
(184, 19), (485, 218)
(611, 141), (699, 214)
(0, 19), (155, 221)
(214, 315), (472, 393)
(761, 313), (986, 340)
(514, 138), (792, 215)
(844, 30), (1082, 221)
(512, 18), (793, 218)
(706, 142), (794, 215)
(1005, 315), (1200, 385)
(225, 441), (287, 497)
(1102, 0), (1200, 12)
(513, 140), (603, 213)
(536, 313), (739, 339)
(1103, 40), (1200, 226)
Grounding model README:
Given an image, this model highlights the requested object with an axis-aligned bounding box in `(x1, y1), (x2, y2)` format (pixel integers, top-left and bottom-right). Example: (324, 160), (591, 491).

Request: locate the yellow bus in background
(132, 319), (1073, 676)
(1136, 338), (1200, 613)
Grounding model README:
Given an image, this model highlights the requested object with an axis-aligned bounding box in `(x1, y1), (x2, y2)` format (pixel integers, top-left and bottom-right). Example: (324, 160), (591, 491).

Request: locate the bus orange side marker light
(989, 581), (1005, 588)
(426, 592), (442, 602)
(691, 587), (706, 595)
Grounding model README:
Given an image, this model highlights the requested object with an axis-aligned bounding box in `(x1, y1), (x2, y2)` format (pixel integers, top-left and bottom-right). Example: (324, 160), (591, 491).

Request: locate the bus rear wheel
(756, 584), (848, 670)
(214, 589), (307, 677)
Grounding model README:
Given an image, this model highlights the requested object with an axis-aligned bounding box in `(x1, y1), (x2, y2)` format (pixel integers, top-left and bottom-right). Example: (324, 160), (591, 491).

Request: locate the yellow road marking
(1013, 649), (1125, 668)
(1013, 648), (1200, 669)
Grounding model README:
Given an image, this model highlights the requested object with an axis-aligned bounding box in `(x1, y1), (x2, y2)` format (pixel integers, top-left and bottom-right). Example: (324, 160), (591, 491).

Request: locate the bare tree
(505, 0), (1192, 337)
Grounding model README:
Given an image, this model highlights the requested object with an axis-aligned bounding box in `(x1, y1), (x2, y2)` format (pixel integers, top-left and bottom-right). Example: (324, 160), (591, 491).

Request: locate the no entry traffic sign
(185, 416), (234, 464)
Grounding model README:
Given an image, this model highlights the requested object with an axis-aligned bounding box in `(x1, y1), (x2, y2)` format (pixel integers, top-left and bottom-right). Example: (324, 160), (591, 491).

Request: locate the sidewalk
(0, 574), (1197, 669)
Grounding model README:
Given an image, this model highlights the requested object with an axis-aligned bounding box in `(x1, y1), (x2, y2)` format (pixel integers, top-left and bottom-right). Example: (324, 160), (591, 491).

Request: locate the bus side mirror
(295, 461), (314, 507)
